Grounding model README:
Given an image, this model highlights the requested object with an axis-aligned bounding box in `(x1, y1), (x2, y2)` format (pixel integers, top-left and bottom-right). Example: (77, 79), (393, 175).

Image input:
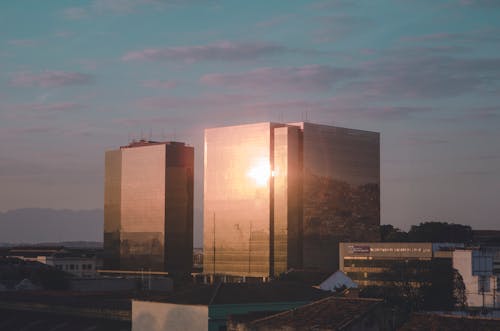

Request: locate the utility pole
(248, 221), (252, 276)
(213, 212), (216, 278)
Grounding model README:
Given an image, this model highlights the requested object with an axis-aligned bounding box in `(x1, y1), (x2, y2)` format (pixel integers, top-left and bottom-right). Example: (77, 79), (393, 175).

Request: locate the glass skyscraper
(104, 140), (194, 273)
(203, 122), (379, 278)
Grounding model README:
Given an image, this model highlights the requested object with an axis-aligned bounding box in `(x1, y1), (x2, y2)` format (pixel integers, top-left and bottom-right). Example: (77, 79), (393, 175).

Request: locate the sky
(1, 0), (500, 245)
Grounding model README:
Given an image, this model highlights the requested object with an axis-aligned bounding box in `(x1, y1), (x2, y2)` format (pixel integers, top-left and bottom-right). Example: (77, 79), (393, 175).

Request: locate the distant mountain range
(0, 208), (103, 244)
(0, 207), (204, 247)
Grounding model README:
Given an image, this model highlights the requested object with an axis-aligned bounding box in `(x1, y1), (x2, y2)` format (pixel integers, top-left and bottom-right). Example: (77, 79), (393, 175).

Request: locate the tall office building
(104, 140), (194, 273)
(203, 122), (379, 278)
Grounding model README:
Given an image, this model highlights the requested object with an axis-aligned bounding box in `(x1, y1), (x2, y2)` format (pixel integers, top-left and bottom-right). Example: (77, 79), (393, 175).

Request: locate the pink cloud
(256, 14), (296, 28)
(200, 65), (357, 92)
(22, 102), (84, 112)
(91, 0), (161, 14)
(8, 39), (38, 46)
(62, 0), (164, 20)
(401, 29), (500, 43)
(122, 41), (286, 62)
(9, 71), (93, 88)
(62, 7), (88, 20)
(5, 102), (85, 118)
(54, 31), (74, 38)
(137, 94), (260, 110)
(141, 80), (178, 89)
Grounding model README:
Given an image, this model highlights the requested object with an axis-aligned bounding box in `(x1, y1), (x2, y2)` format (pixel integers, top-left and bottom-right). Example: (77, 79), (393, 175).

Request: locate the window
(70, 264), (74, 270)
(479, 276), (490, 292)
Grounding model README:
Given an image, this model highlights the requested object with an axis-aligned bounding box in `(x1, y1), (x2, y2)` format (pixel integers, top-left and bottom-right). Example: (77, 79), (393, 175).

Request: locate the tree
(453, 269), (467, 310)
(380, 224), (409, 242)
(408, 222), (473, 243)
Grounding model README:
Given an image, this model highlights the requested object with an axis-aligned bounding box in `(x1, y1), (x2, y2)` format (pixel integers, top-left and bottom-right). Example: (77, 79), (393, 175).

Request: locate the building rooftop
(0, 309), (130, 331)
(120, 139), (187, 149)
(136, 281), (330, 306)
(235, 296), (382, 330)
(213, 281), (329, 305)
(0, 291), (133, 310)
(276, 269), (332, 286)
(399, 313), (500, 331)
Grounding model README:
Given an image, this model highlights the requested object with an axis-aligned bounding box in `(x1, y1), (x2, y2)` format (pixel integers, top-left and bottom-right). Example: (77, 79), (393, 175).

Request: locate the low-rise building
(399, 312), (500, 331)
(132, 282), (330, 331)
(6, 246), (99, 278)
(43, 252), (98, 278)
(453, 248), (500, 308)
(339, 242), (463, 286)
(227, 296), (387, 331)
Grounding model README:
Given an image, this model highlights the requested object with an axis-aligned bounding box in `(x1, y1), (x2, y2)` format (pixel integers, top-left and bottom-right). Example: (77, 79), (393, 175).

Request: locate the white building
(453, 249), (500, 308)
(8, 247), (99, 278)
(41, 253), (98, 278)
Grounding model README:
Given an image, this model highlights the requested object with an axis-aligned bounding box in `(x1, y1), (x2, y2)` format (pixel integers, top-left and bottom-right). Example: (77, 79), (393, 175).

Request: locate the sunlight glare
(247, 158), (272, 186)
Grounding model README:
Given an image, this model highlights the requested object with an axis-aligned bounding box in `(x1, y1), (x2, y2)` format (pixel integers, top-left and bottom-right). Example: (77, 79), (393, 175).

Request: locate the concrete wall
(132, 300), (208, 331)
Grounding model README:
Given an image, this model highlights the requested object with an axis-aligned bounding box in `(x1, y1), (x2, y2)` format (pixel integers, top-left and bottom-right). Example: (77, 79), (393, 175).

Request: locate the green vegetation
(380, 222), (473, 243)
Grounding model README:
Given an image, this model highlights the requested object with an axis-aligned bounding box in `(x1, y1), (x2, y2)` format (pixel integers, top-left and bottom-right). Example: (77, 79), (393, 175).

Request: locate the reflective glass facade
(204, 123), (277, 277)
(204, 122), (380, 277)
(104, 141), (193, 273)
(300, 123), (380, 271)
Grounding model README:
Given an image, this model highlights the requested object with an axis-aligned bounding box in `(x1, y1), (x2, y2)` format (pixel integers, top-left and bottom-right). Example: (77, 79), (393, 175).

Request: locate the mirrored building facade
(104, 140), (194, 273)
(203, 122), (379, 278)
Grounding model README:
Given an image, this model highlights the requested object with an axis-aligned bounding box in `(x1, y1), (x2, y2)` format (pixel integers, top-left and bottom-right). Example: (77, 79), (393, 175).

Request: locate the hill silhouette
(0, 208), (103, 244)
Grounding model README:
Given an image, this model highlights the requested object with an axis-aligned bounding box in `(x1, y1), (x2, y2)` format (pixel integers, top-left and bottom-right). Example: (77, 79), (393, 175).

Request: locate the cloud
(8, 39), (38, 46)
(136, 93), (259, 110)
(256, 14), (296, 28)
(133, 90), (431, 124)
(464, 106), (500, 120)
(9, 71), (94, 88)
(141, 80), (178, 89)
(311, 0), (357, 9)
(54, 31), (74, 38)
(459, 0), (500, 7)
(122, 41), (287, 62)
(91, 0), (157, 14)
(62, 7), (88, 20)
(313, 15), (374, 42)
(401, 28), (500, 44)
(7, 102), (84, 113)
(200, 65), (358, 93)
(62, 0), (175, 19)
(348, 55), (500, 99)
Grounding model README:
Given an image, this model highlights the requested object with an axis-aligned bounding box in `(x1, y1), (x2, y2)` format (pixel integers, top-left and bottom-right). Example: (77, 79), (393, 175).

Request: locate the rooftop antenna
(140, 128), (144, 141)
(148, 128), (153, 141)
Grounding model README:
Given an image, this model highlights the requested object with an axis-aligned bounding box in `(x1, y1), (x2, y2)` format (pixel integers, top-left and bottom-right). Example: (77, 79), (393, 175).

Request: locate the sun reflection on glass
(247, 158), (272, 186)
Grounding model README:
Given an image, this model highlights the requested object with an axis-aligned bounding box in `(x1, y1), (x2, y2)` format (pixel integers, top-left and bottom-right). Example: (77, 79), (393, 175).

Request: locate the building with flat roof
(104, 140), (194, 274)
(132, 281), (330, 331)
(339, 242), (463, 286)
(453, 248), (500, 308)
(203, 122), (380, 278)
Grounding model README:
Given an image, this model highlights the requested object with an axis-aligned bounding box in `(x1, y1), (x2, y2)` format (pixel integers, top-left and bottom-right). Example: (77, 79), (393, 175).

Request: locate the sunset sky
(1, 0), (499, 244)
